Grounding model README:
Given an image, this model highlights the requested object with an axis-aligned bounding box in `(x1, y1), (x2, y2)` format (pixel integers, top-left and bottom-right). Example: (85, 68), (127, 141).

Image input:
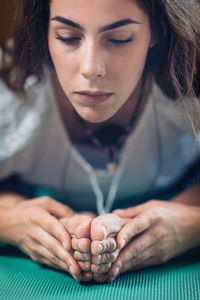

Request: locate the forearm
(171, 182), (200, 206)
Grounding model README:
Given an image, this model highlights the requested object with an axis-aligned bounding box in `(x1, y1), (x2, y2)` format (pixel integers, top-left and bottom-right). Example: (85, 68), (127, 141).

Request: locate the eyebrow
(51, 17), (141, 32)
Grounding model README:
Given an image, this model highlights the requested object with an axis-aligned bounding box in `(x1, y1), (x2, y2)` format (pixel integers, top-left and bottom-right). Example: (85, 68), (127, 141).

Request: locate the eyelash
(56, 35), (133, 46)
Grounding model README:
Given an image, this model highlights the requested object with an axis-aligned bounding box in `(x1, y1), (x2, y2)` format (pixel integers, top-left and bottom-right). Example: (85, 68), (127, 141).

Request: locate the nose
(80, 40), (106, 80)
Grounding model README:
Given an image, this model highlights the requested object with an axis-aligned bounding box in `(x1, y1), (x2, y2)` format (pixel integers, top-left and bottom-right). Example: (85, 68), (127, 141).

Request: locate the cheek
(113, 48), (149, 88)
(48, 34), (77, 78)
(49, 48), (77, 92)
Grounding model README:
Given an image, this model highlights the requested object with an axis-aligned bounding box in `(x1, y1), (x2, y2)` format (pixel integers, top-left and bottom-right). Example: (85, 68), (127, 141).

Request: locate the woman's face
(48, 0), (153, 123)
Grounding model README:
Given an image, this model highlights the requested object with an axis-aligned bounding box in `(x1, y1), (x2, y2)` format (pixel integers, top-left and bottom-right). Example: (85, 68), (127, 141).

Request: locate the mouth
(74, 91), (113, 104)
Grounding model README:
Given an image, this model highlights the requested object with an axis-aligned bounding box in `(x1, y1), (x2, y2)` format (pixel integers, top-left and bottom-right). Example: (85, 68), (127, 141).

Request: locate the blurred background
(0, 1), (16, 44)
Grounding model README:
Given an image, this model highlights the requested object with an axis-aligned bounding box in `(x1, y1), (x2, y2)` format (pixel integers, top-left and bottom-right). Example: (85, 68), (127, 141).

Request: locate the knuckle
(103, 252), (112, 262)
(50, 255), (59, 265)
(80, 261), (91, 271)
(134, 218), (145, 234)
(50, 243), (60, 256)
(91, 264), (98, 272)
(26, 208), (40, 223)
(131, 255), (143, 267)
(149, 206), (163, 223)
(42, 196), (52, 203)
(93, 263), (111, 273)
(30, 254), (38, 262)
(153, 228), (166, 240)
(133, 243), (144, 255)
(30, 244), (40, 256)
(102, 263), (111, 272)
(91, 255), (99, 264)
(39, 196), (53, 207)
(115, 260), (122, 269)
(107, 238), (116, 251)
(108, 252), (118, 262)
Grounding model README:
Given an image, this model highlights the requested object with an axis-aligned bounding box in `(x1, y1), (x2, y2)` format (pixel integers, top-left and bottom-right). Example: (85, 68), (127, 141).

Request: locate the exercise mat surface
(0, 244), (199, 300)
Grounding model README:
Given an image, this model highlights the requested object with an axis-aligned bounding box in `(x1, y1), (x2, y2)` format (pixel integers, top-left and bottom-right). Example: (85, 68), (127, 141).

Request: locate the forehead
(49, 0), (148, 25)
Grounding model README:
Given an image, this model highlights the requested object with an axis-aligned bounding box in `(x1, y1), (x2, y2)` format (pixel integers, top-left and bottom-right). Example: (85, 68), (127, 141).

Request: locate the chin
(74, 105), (115, 123)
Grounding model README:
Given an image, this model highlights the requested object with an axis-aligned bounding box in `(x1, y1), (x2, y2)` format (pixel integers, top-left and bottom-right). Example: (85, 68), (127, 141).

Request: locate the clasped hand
(60, 200), (199, 283)
(8, 196), (198, 283)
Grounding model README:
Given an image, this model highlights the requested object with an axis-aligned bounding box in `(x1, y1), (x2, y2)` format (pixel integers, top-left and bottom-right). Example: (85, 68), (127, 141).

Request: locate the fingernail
(78, 240), (83, 250)
(69, 266), (79, 281)
(72, 274), (79, 281)
(69, 265), (75, 275)
(121, 239), (126, 248)
(113, 267), (119, 277)
(62, 241), (69, 250)
(98, 244), (103, 253)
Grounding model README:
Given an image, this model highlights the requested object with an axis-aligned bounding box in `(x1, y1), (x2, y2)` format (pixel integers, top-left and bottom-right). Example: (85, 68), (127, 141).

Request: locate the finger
(91, 238), (117, 255)
(29, 226), (81, 277)
(82, 271), (93, 282)
(113, 200), (163, 218)
(78, 261), (91, 272)
(73, 250), (91, 261)
(93, 273), (109, 283)
(129, 256), (165, 271)
(92, 249), (120, 264)
(37, 257), (67, 271)
(91, 213), (129, 241)
(116, 211), (155, 249)
(108, 243), (159, 282)
(79, 211), (97, 218)
(91, 262), (111, 274)
(119, 251), (151, 273)
(36, 196), (75, 218)
(61, 214), (92, 239)
(41, 259), (81, 282)
(113, 206), (146, 218)
(115, 227), (156, 264)
(30, 244), (82, 281)
(29, 209), (72, 251)
(72, 238), (91, 252)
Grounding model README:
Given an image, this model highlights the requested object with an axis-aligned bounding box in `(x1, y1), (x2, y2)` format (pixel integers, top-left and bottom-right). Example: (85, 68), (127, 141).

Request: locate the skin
(48, 0), (154, 123)
(2, 0), (198, 285)
(47, 0), (200, 283)
(108, 199), (200, 282)
(0, 195), (82, 281)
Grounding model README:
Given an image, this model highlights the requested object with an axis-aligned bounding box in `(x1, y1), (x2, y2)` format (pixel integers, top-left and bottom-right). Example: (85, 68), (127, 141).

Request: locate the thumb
(113, 203), (149, 218)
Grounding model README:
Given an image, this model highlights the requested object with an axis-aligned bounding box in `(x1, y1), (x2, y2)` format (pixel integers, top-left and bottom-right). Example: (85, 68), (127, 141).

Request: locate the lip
(75, 91), (113, 104)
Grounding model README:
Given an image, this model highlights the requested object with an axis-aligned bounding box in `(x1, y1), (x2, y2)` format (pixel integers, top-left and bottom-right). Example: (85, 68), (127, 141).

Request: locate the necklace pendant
(106, 162), (117, 174)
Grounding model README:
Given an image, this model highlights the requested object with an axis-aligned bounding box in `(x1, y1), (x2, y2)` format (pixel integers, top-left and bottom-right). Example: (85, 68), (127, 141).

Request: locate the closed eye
(56, 35), (81, 44)
(56, 35), (133, 46)
(108, 38), (133, 45)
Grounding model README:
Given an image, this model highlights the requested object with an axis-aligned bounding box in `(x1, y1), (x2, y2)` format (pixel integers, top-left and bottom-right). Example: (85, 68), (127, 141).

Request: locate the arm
(171, 181), (200, 206)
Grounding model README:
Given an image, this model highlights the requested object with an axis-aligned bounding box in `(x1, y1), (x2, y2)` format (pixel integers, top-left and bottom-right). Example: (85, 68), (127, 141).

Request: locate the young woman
(0, 0), (200, 283)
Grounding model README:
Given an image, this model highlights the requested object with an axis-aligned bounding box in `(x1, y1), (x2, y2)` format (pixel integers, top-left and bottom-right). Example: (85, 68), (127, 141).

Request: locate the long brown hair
(0, 0), (200, 102)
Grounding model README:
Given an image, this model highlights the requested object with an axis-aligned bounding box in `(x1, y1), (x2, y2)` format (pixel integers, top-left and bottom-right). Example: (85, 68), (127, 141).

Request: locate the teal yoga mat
(0, 244), (200, 300)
